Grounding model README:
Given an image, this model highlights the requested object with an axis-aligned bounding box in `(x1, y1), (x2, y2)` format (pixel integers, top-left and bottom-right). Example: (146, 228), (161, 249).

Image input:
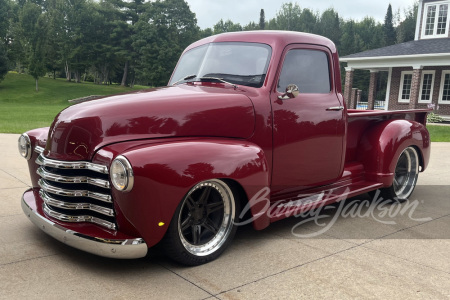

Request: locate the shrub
(427, 112), (444, 123)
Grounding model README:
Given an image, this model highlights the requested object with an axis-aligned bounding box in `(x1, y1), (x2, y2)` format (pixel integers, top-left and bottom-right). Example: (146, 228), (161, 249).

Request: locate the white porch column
(384, 68), (392, 111)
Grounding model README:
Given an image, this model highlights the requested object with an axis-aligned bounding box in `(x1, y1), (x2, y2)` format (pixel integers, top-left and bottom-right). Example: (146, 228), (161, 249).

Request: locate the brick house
(340, 0), (450, 119)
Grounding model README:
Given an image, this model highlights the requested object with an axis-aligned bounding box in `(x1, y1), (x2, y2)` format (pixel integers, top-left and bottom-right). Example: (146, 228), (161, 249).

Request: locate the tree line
(0, 0), (417, 91)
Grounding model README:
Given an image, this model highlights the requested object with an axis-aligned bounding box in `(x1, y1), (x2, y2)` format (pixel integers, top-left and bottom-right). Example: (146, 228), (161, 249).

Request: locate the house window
(439, 70), (450, 103)
(419, 71), (435, 103)
(437, 4), (449, 34)
(422, 2), (450, 38)
(398, 71), (413, 103)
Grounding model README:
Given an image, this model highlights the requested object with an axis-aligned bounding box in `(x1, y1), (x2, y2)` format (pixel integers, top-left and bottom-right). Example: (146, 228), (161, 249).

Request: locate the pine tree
(383, 4), (396, 46)
(259, 9), (265, 30)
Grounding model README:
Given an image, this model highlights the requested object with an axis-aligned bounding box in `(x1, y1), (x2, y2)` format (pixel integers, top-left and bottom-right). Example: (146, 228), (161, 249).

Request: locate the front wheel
(375, 146), (420, 202)
(164, 179), (239, 265)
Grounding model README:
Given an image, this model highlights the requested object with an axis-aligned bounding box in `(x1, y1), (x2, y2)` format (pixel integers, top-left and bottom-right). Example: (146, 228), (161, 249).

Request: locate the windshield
(169, 42), (272, 88)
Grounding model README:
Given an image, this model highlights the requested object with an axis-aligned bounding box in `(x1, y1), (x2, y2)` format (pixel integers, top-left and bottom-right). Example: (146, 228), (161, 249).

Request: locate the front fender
(24, 127), (50, 188)
(104, 139), (270, 247)
(357, 119), (430, 187)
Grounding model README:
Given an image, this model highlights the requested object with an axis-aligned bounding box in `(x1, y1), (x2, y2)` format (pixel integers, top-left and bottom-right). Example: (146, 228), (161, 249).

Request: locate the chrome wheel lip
(393, 147), (419, 200)
(178, 179), (235, 257)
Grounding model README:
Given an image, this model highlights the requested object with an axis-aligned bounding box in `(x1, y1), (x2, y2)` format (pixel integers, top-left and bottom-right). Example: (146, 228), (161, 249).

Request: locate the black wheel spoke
(398, 155), (407, 167)
(396, 167), (407, 174)
(203, 217), (219, 234)
(198, 186), (212, 205)
(394, 177), (399, 188)
(181, 215), (193, 232)
(185, 196), (196, 210)
(192, 225), (201, 244)
(206, 201), (224, 215)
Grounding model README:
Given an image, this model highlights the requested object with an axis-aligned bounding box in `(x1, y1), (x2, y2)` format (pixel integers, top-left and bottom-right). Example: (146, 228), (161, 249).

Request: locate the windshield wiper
(173, 75), (238, 89)
(199, 77), (237, 89)
(172, 74), (197, 86)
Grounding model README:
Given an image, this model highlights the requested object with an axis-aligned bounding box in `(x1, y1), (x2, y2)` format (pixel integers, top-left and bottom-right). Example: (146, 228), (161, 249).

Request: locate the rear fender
(357, 119), (430, 187)
(110, 139), (270, 247)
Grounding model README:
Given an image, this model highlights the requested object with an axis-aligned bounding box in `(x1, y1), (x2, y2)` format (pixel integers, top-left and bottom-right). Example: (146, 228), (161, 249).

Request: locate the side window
(278, 49), (331, 94)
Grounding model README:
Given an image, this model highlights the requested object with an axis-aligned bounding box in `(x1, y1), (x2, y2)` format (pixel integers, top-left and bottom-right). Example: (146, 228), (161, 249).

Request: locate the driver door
(271, 44), (345, 195)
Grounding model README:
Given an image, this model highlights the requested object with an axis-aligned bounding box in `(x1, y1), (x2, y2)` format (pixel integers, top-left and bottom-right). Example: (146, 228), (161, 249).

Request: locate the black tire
(163, 179), (239, 266)
(373, 146), (420, 203)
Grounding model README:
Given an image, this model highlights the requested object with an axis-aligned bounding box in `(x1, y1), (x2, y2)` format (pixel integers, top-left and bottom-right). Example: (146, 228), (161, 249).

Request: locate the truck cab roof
(184, 30), (337, 54)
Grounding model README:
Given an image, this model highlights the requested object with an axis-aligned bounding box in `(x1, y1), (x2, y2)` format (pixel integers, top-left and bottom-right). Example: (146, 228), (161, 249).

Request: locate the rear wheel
(164, 179), (239, 265)
(375, 146), (419, 202)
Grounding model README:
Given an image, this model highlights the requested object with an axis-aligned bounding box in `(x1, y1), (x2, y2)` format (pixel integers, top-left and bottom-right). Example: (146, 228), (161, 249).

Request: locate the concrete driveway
(1, 134), (449, 299)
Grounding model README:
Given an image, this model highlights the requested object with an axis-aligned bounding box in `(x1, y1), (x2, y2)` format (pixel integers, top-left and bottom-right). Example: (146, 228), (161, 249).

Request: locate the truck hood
(45, 85), (255, 161)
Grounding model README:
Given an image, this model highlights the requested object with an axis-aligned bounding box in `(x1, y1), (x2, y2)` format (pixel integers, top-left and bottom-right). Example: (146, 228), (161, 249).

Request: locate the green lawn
(0, 72), (147, 133)
(427, 124), (450, 142)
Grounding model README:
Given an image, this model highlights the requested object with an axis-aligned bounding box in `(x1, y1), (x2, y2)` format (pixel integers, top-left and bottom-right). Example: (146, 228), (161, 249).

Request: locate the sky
(184, 0), (417, 29)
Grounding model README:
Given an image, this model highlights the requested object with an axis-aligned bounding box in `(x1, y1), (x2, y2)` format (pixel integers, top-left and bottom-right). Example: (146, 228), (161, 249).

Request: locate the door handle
(326, 106), (344, 111)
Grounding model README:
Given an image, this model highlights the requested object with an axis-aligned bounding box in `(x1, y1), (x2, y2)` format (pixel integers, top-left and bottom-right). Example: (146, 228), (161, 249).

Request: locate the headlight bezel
(110, 155), (134, 192)
(18, 133), (32, 160)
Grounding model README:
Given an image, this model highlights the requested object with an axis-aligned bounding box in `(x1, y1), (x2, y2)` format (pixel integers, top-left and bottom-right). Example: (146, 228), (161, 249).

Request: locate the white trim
(341, 54), (450, 70)
(385, 67), (392, 110)
(415, 0), (424, 40)
(341, 52), (450, 62)
(438, 70), (450, 104)
(418, 70), (436, 103)
(420, 1), (450, 39)
(398, 71), (414, 103)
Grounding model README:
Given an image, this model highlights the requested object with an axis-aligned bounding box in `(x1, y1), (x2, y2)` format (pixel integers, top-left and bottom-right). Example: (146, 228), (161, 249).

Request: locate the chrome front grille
(36, 154), (116, 230)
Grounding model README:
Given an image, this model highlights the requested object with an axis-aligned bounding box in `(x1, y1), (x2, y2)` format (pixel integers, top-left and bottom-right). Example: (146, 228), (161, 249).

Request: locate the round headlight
(110, 155), (134, 192)
(18, 134), (32, 160)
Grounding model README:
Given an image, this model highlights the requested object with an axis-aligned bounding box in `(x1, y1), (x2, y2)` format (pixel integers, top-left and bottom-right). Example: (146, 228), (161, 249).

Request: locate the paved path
(1, 134), (449, 299)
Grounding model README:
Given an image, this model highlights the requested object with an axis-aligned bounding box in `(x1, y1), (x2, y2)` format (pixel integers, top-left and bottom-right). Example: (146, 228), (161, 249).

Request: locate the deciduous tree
(299, 8), (317, 33)
(213, 19), (242, 34)
(20, 1), (48, 91)
(274, 2), (302, 31)
(0, 0), (10, 82)
(0, 46), (8, 83)
(396, 3), (418, 43)
(105, 0), (146, 86)
(133, 0), (199, 86)
(317, 8), (341, 47)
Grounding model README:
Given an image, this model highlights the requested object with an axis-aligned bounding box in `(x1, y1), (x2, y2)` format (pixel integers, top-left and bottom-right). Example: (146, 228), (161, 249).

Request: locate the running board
(269, 181), (383, 222)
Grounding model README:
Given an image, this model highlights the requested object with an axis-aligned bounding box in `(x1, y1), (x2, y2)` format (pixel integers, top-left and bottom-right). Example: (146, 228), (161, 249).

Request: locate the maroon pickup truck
(19, 31), (430, 265)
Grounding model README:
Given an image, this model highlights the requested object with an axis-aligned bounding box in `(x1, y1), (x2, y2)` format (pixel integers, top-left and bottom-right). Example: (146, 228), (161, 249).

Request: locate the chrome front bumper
(22, 190), (148, 259)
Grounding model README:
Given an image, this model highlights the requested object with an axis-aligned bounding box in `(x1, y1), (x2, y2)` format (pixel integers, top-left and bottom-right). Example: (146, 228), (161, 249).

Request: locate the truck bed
(346, 109), (430, 163)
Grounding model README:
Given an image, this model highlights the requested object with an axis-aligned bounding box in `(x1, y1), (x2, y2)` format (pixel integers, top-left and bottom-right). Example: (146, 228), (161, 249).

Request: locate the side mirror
(278, 84), (299, 100)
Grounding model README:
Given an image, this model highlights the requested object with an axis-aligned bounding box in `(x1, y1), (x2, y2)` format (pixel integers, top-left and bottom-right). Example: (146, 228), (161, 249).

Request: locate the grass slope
(0, 72), (146, 133)
(427, 125), (450, 142)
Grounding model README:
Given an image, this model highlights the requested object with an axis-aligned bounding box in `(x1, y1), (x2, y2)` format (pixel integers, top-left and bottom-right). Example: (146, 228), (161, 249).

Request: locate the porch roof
(340, 38), (450, 70)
